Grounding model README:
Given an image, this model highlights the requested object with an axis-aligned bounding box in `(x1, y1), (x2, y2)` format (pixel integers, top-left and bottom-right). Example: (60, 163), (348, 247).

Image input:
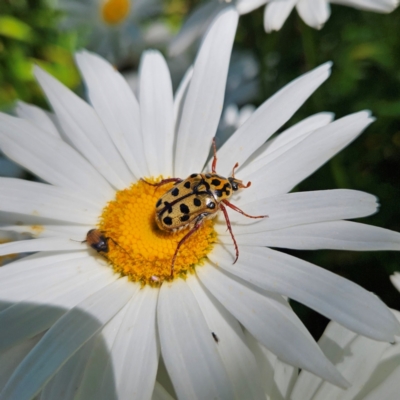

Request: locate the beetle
(143, 138), (268, 277)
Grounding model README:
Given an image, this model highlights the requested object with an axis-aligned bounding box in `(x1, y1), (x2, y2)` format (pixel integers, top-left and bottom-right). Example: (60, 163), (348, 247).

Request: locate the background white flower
(0, 7), (400, 400)
(169, 0), (399, 55)
(247, 310), (400, 399)
(55, 0), (161, 64)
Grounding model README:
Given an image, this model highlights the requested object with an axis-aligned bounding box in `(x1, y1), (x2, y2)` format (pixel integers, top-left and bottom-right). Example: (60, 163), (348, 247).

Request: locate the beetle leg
(219, 203), (239, 264)
(141, 177), (182, 187)
(222, 199), (268, 219)
(211, 137), (218, 173)
(170, 215), (206, 277)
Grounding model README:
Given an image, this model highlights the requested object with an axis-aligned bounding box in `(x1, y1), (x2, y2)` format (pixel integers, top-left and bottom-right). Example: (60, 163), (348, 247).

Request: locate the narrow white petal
(391, 272), (400, 293)
(0, 113), (114, 203)
(331, 0), (399, 13)
(0, 178), (100, 224)
(0, 264), (114, 352)
(264, 0), (297, 32)
(0, 334), (43, 392)
(139, 50), (174, 177)
(111, 286), (159, 400)
(296, 0), (330, 29)
(216, 63), (332, 176)
(168, 2), (226, 57)
(40, 337), (95, 400)
(174, 8), (239, 177)
(173, 66), (193, 135)
(290, 321), (390, 400)
(242, 112), (334, 176)
(236, 0), (268, 14)
(244, 330), (298, 399)
(209, 245), (400, 342)
(0, 224), (92, 240)
(186, 274), (265, 400)
(34, 66), (133, 190)
(243, 111), (374, 197)
(15, 101), (60, 138)
(231, 220), (400, 251)
(0, 238), (84, 256)
(157, 279), (234, 399)
(74, 304), (131, 400)
(217, 189), (378, 232)
(197, 265), (349, 387)
(75, 51), (148, 178)
(152, 382), (175, 400)
(0, 278), (136, 400)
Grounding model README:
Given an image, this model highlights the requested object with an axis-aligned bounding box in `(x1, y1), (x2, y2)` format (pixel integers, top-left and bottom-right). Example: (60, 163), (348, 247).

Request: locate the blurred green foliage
(1, 0), (400, 339)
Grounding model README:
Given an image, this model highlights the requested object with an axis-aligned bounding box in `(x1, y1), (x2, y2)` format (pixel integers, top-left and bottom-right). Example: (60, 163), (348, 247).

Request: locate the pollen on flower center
(101, 0), (130, 25)
(98, 178), (217, 286)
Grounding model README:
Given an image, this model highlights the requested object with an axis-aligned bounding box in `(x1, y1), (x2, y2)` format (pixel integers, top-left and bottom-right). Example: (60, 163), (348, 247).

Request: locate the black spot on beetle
(205, 174), (211, 179)
(207, 202), (216, 209)
(225, 190), (230, 196)
(184, 181), (191, 189)
(156, 199), (162, 207)
(164, 201), (173, 213)
(211, 179), (221, 186)
(171, 187), (179, 196)
(163, 216), (173, 225)
(180, 204), (190, 214)
(193, 198), (201, 207)
(190, 173), (198, 178)
(180, 215), (190, 222)
(214, 190), (223, 197)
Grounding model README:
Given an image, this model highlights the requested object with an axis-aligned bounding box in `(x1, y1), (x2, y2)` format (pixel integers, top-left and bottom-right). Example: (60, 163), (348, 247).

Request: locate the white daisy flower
(1, 7), (400, 400)
(55, 0), (160, 64)
(251, 310), (400, 399)
(169, 0), (399, 55)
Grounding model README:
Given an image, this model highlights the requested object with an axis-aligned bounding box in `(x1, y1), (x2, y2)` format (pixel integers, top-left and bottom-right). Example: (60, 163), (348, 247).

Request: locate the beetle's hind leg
(219, 203), (239, 264)
(141, 177), (182, 194)
(222, 200), (268, 219)
(170, 215), (206, 278)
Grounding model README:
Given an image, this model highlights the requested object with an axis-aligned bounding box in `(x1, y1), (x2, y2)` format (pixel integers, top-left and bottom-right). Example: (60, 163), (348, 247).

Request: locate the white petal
(231, 220), (400, 251)
(34, 66), (133, 190)
(111, 286), (159, 400)
(186, 274), (265, 400)
(0, 333), (43, 392)
(0, 264), (114, 352)
(242, 112), (334, 176)
(139, 50), (174, 177)
(14, 101), (60, 138)
(40, 337), (96, 400)
(174, 8), (239, 177)
(296, 0), (330, 29)
(197, 264), (349, 387)
(209, 245), (400, 342)
(236, 0), (268, 14)
(0, 224), (92, 240)
(0, 277), (136, 400)
(0, 178), (100, 224)
(173, 66), (193, 135)
(244, 330), (298, 399)
(290, 321), (390, 400)
(242, 111), (375, 197)
(217, 189), (378, 231)
(168, 2), (227, 57)
(215, 63), (332, 176)
(152, 382), (175, 400)
(330, 0), (399, 13)
(0, 114), (114, 204)
(264, 0), (297, 32)
(75, 51), (147, 178)
(391, 272), (400, 293)
(0, 238), (85, 256)
(74, 304), (130, 400)
(157, 279), (234, 399)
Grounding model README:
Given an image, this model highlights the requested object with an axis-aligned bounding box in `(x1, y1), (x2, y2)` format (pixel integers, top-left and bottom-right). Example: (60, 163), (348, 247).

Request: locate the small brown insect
(212, 332), (219, 343)
(83, 229), (110, 253)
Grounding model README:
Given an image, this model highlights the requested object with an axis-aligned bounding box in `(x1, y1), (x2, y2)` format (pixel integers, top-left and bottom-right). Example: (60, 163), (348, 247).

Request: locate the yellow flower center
(101, 0), (130, 25)
(99, 178), (217, 286)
